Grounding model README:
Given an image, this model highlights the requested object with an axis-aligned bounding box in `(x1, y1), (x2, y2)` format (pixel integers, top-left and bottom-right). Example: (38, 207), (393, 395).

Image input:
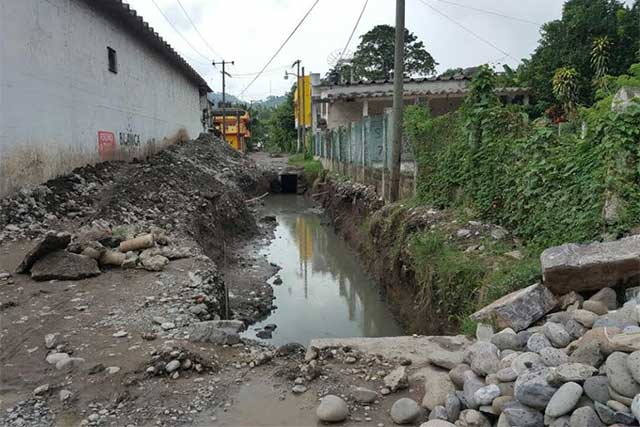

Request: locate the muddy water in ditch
(244, 195), (403, 346)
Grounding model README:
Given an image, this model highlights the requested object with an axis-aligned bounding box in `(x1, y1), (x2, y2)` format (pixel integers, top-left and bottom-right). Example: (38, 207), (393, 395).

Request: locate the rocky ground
(2, 138), (640, 427)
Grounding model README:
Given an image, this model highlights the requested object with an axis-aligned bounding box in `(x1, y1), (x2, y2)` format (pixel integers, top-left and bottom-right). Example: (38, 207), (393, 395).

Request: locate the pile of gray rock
(419, 236), (640, 427)
(14, 224), (193, 281)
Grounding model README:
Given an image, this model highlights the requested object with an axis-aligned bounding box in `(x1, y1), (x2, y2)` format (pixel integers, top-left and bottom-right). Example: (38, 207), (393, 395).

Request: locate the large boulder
(16, 232), (71, 273)
(470, 283), (558, 332)
(30, 251), (100, 281)
(541, 236), (640, 294)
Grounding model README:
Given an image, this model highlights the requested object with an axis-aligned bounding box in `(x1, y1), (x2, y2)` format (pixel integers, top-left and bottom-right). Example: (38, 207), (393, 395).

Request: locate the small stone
(352, 387), (377, 404)
(292, 385), (307, 394)
(568, 406), (604, 427)
(543, 322), (572, 348)
(474, 384), (500, 406)
(59, 389), (72, 402)
(496, 367), (518, 382)
(44, 334), (58, 349)
(446, 393), (461, 422)
(422, 367), (455, 410)
(113, 330), (128, 338)
(606, 352), (640, 398)
(583, 300), (608, 315)
(33, 384), (49, 396)
(631, 395), (640, 424)
(476, 323), (494, 342)
(569, 340), (603, 367)
(589, 287), (618, 310)
(545, 382), (583, 417)
(428, 406), (449, 421)
(449, 364), (471, 388)
(572, 310), (598, 328)
(552, 363), (598, 383)
(390, 398), (421, 424)
(514, 369), (557, 410)
(165, 360), (180, 373)
(384, 366), (408, 391)
(502, 402), (544, 427)
(584, 376), (610, 404)
(106, 366), (120, 374)
(457, 409), (491, 427)
(626, 350), (640, 383)
(465, 341), (500, 376)
(594, 402), (616, 425)
(316, 395), (348, 422)
(540, 347), (569, 367)
(160, 322), (175, 331)
(527, 333), (553, 353)
(491, 330), (522, 351)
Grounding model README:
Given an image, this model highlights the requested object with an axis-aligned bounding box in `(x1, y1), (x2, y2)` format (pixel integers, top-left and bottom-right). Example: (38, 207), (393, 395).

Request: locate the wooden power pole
(389, 0), (405, 202)
(212, 60), (234, 142)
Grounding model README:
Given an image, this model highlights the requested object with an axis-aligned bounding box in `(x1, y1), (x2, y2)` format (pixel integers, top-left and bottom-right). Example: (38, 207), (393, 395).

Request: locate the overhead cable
(427, 0), (541, 26)
(337, 0), (369, 64)
(416, 0), (517, 61)
(239, 0), (321, 97)
(175, 0), (224, 59)
(151, 0), (212, 63)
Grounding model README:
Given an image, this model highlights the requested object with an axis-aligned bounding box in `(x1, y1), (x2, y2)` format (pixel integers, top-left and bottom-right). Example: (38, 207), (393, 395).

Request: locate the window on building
(107, 47), (117, 73)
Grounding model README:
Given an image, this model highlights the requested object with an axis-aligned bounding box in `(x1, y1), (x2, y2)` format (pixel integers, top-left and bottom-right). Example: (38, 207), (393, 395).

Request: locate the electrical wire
(427, 0), (541, 26)
(415, 0), (517, 61)
(337, 0), (369, 64)
(175, 0), (224, 59)
(230, 65), (290, 77)
(239, 0), (321, 97)
(151, 0), (212, 63)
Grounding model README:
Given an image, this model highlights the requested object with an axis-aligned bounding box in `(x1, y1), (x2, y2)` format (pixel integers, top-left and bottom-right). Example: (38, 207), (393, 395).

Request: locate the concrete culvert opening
(280, 174), (298, 193)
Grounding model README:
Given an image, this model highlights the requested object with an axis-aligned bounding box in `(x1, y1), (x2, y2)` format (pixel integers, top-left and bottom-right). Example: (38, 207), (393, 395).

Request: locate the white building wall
(0, 0), (206, 196)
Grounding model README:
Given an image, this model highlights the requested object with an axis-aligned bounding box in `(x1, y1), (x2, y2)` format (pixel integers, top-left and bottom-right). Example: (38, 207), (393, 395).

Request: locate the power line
(175, 0), (224, 59)
(239, 0), (321, 97)
(415, 0), (517, 61)
(230, 65), (290, 77)
(151, 0), (212, 63)
(427, 0), (541, 26)
(337, 0), (369, 64)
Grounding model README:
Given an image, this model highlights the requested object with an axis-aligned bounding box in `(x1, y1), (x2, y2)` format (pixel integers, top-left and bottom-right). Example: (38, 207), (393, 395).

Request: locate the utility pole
(389, 0), (405, 202)
(301, 66), (307, 155)
(212, 60), (234, 143)
(293, 60), (302, 153)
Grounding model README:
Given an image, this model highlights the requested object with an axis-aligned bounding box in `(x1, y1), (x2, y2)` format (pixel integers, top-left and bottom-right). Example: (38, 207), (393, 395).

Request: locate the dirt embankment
(312, 176), (531, 336)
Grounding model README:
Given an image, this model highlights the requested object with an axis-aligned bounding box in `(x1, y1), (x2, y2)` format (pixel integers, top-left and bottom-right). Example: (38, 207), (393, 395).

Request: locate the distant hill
(207, 92), (244, 107)
(253, 95), (287, 108)
(206, 92), (287, 109)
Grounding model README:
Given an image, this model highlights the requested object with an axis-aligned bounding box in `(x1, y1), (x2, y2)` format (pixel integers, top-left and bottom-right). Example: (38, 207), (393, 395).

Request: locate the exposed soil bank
(311, 176), (532, 336)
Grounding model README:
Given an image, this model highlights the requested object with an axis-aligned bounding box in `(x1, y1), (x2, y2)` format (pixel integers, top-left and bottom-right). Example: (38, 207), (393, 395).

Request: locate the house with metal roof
(0, 0), (212, 196)
(309, 72), (529, 130)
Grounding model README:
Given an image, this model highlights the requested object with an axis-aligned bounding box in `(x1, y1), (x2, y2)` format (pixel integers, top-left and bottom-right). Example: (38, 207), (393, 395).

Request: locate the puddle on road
(243, 195), (403, 346)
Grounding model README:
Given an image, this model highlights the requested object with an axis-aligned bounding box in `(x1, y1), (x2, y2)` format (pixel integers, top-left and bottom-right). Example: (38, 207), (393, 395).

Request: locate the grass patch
(288, 154), (322, 182)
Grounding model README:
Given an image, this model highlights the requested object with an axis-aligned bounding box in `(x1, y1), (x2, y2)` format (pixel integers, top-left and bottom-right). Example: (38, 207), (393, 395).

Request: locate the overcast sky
(126, 0), (634, 101)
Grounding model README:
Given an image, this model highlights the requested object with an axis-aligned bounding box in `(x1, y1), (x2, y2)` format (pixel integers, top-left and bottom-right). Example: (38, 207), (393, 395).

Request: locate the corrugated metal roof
(85, 0), (212, 93)
(324, 86), (529, 100)
(319, 73), (470, 89)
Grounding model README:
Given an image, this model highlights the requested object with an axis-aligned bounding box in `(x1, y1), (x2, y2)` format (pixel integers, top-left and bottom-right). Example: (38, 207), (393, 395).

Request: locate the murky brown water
(243, 195), (403, 346)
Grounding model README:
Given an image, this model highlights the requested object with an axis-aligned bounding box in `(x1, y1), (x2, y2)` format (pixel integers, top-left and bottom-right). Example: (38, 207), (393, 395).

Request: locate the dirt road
(0, 141), (439, 427)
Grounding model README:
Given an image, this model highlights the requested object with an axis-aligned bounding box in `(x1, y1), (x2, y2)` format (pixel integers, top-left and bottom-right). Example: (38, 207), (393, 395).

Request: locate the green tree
(521, 0), (639, 112)
(266, 87), (296, 152)
(350, 25), (437, 81)
(552, 67), (580, 119)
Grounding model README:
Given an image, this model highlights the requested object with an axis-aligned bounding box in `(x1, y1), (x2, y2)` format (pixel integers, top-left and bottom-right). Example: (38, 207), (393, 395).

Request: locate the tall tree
(349, 25), (437, 81)
(266, 87), (296, 152)
(521, 0), (639, 112)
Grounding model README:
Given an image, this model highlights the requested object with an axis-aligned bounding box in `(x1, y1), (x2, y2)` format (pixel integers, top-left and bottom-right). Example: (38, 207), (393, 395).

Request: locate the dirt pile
(0, 134), (269, 261)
